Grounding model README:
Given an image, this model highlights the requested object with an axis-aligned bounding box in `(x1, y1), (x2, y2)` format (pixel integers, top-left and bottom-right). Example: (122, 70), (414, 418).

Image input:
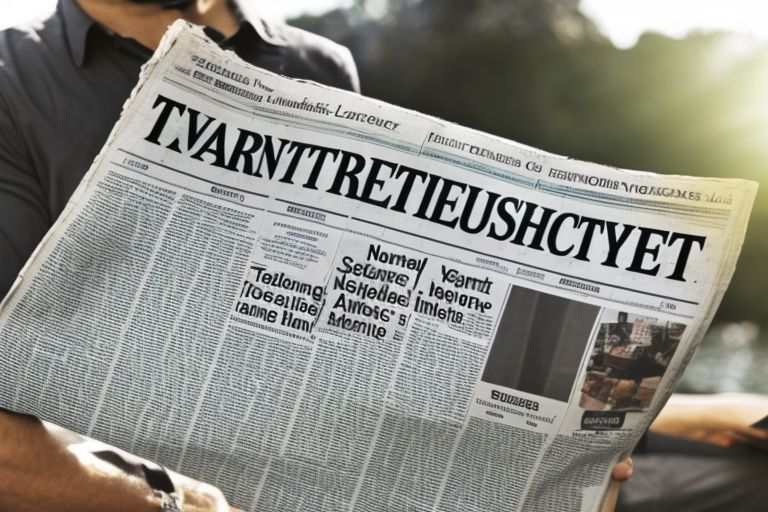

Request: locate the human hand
(650, 393), (768, 448)
(77, 441), (244, 512)
(687, 423), (768, 448)
(0, 409), (242, 512)
(600, 457), (633, 512)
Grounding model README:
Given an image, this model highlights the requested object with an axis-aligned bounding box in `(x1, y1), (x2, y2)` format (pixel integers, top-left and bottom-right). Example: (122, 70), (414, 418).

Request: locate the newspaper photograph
(0, 21), (757, 511)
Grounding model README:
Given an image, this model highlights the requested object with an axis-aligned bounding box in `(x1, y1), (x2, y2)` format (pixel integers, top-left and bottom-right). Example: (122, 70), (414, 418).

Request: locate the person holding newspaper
(0, 0), (632, 510)
(0, 0), (356, 510)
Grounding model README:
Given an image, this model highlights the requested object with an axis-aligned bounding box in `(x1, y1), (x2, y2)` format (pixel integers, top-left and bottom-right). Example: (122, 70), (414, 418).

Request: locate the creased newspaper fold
(0, 21), (757, 511)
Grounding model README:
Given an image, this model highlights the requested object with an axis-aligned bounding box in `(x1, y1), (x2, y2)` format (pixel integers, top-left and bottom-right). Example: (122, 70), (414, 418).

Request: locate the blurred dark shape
(292, 0), (768, 329)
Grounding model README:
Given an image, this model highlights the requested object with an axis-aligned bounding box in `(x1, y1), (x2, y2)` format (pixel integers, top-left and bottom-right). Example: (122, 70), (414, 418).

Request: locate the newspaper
(0, 21), (757, 511)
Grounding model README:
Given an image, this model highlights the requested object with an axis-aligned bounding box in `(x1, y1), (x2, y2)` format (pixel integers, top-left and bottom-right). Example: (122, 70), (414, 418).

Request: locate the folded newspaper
(0, 21), (757, 511)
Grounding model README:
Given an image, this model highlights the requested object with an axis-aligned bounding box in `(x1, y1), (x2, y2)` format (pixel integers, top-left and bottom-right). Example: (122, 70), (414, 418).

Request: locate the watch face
(160, 492), (183, 512)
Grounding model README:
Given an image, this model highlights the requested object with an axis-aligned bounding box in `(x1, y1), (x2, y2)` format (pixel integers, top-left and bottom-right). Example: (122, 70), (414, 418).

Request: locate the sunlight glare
(581, 0), (768, 48)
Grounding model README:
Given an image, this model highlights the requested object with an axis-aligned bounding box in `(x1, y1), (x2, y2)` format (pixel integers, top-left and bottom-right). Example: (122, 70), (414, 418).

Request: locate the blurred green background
(291, 0), (768, 393)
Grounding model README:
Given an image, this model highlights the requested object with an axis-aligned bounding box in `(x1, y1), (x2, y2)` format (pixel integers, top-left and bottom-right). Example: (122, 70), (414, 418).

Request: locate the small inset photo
(482, 286), (600, 402)
(579, 310), (686, 412)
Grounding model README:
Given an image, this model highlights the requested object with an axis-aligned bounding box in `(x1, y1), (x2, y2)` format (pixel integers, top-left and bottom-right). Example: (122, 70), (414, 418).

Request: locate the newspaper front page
(0, 22), (757, 511)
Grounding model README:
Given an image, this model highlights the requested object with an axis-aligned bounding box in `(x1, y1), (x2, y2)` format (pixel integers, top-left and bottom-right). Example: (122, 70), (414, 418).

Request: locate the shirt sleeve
(0, 86), (50, 300)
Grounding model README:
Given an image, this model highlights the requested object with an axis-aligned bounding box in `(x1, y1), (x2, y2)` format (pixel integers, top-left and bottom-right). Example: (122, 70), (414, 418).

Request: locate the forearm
(0, 410), (158, 512)
(651, 393), (768, 435)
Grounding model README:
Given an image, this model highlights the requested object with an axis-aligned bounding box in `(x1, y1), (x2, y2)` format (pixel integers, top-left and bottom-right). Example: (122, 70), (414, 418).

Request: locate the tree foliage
(293, 0), (768, 325)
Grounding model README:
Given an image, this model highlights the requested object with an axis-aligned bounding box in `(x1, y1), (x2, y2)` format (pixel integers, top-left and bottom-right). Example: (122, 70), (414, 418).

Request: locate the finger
(705, 428), (768, 447)
(600, 478), (621, 512)
(738, 426), (768, 441)
(732, 428), (768, 449)
(704, 431), (737, 447)
(611, 458), (633, 482)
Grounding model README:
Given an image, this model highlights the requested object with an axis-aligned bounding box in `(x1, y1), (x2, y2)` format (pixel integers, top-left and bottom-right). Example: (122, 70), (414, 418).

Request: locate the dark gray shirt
(0, 0), (359, 297)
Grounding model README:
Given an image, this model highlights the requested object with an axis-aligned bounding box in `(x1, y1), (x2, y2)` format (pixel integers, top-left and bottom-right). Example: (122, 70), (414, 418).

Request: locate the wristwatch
(141, 462), (183, 512)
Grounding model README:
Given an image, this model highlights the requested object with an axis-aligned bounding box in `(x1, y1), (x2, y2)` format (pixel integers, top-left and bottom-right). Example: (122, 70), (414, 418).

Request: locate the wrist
(142, 463), (183, 512)
(151, 490), (183, 512)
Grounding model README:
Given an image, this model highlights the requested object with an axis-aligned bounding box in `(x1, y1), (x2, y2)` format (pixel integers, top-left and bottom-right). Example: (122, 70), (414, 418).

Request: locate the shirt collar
(59, 0), (286, 68)
(231, 2), (289, 47)
(59, 0), (95, 67)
